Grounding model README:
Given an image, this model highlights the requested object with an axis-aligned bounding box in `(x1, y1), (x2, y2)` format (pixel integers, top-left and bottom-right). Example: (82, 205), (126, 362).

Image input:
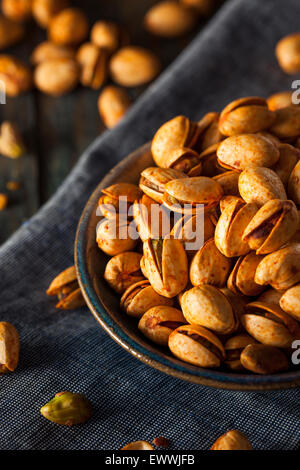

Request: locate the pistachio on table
(98, 85), (132, 129)
(210, 430), (253, 450)
(76, 42), (108, 89)
(40, 391), (92, 426)
(34, 57), (79, 96)
(144, 0), (196, 38)
(0, 193), (8, 210)
(0, 121), (26, 159)
(121, 280), (173, 318)
(32, 0), (69, 28)
(121, 441), (154, 450)
(0, 55), (32, 96)
(138, 306), (186, 346)
(48, 7), (89, 46)
(0, 321), (19, 373)
(47, 265), (85, 310)
(91, 20), (128, 54)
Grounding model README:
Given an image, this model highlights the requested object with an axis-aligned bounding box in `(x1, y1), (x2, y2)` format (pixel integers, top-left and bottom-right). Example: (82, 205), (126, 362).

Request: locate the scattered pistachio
(40, 391), (92, 425)
(47, 266), (85, 310)
(0, 321), (20, 373)
(121, 441), (154, 450)
(0, 121), (25, 158)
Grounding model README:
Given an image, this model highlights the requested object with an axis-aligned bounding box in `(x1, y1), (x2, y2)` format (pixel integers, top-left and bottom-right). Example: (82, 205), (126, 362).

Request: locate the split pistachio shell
(255, 243), (300, 290)
(181, 285), (236, 334)
(168, 324), (225, 368)
(267, 91), (295, 111)
(224, 334), (257, 371)
(143, 238), (188, 298)
(99, 183), (142, 219)
(190, 238), (232, 287)
(276, 33), (300, 74)
(280, 284), (300, 321)
(211, 430), (253, 450)
(76, 42), (108, 89)
(199, 112), (223, 150)
(219, 195), (244, 213)
(238, 167), (287, 207)
(270, 106), (300, 139)
(138, 306), (186, 346)
(104, 252), (144, 294)
(242, 199), (299, 254)
(214, 199), (258, 257)
(242, 301), (300, 347)
(97, 218), (137, 256)
(139, 167), (187, 203)
(0, 322), (19, 373)
(163, 147), (202, 175)
(219, 97), (275, 136)
(133, 194), (170, 242)
(288, 160), (300, 205)
(227, 252), (265, 297)
(240, 344), (289, 374)
(272, 143), (300, 184)
(212, 171), (240, 196)
(40, 391), (92, 426)
(121, 280), (173, 318)
(217, 134), (279, 171)
(47, 266), (85, 310)
(171, 212), (215, 255)
(122, 441), (154, 450)
(162, 176), (223, 215)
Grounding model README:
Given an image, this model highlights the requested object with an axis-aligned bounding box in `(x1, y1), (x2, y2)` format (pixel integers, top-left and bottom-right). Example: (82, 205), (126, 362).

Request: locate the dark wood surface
(0, 0), (220, 245)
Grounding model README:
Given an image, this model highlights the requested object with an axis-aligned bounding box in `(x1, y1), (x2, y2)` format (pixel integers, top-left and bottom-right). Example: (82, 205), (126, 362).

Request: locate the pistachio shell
(0, 322), (19, 373)
(139, 167), (187, 203)
(211, 430), (253, 450)
(0, 54), (32, 96)
(91, 20), (125, 53)
(270, 106), (300, 139)
(238, 167), (287, 207)
(47, 265), (77, 296)
(257, 288), (283, 306)
(243, 199), (299, 254)
(224, 334), (257, 371)
(212, 171), (240, 196)
(102, 183), (142, 203)
(40, 391), (92, 426)
(227, 252), (265, 296)
(144, 1), (196, 38)
(219, 195), (244, 213)
(280, 284), (300, 321)
(240, 344), (289, 374)
(272, 143), (300, 184)
(267, 91), (295, 111)
(138, 306), (186, 346)
(48, 7), (89, 46)
(97, 218), (137, 256)
(133, 194), (171, 242)
(163, 147), (202, 175)
(122, 441), (154, 450)
(171, 212), (215, 254)
(190, 238), (232, 287)
(276, 33), (300, 74)
(77, 42), (108, 89)
(104, 252), (144, 294)
(121, 280), (173, 318)
(255, 243), (300, 290)
(181, 285), (236, 334)
(34, 58), (79, 96)
(31, 41), (75, 65)
(217, 134), (279, 170)
(199, 143), (224, 177)
(168, 324), (225, 368)
(200, 112), (223, 150)
(288, 159), (300, 205)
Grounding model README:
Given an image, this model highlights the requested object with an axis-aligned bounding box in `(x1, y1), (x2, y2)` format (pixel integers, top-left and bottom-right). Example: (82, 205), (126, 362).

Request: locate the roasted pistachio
(0, 55), (32, 96)
(238, 167), (287, 207)
(104, 252), (144, 294)
(227, 252), (265, 297)
(190, 238), (232, 287)
(280, 284), (300, 321)
(97, 218), (137, 256)
(143, 238), (188, 298)
(255, 243), (300, 290)
(288, 160), (300, 205)
(270, 106), (300, 139)
(0, 14), (24, 49)
(272, 143), (300, 184)
(76, 42), (108, 89)
(242, 199), (299, 254)
(168, 324), (225, 368)
(219, 97), (275, 136)
(217, 134), (279, 170)
(257, 288), (283, 306)
(98, 85), (131, 128)
(144, 0), (196, 38)
(2, 0), (32, 22)
(98, 183), (142, 219)
(0, 322), (19, 373)
(48, 7), (89, 46)
(139, 167), (187, 203)
(198, 112), (223, 151)
(0, 121), (25, 158)
(276, 33), (300, 74)
(47, 266), (85, 310)
(122, 441), (154, 450)
(138, 306), (186, 346)
(110, 46), (161, 87)
(171, 212), (215, 255)
(120, 280), (173, 318)
(181, 285), (236, 334)
(199, 144), (224, 177)
(34, 58), (79, 96)
(91, 20), (128, 54)
(267, 91), (296, 111)
(32, 0), (69, 28)
(40, 391), (92, 426)
(211, 430), (253, 450)
(212, 171), (240, 196)
(220, 287), (249, 325)
(31, 41), (75, 65)
(240, 344), (289, 374)
(224, 334), (257, 371)
(161, 147), (202, 176)
(133, 194), (170, 242)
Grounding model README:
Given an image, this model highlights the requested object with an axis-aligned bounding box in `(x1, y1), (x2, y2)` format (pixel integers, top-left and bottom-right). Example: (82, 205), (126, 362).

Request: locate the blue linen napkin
(1, 0), (300, 450)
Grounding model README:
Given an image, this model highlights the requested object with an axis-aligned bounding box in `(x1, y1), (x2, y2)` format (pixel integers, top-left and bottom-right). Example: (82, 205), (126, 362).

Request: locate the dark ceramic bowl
(75, 143), (300, 390)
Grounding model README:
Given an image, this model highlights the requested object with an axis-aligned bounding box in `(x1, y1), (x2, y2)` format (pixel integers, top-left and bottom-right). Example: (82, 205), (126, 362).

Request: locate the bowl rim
(75, 142), (300, 391)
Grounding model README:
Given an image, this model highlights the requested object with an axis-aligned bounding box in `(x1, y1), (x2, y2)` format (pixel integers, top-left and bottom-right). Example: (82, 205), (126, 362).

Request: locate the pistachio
(267, 91), (296, 111)
(238, 167), (287, 207)
(217, 134), (279, 170)
(152, 436), (170, 448)
(76, 42), (108, 89)
(171, 212), (215, 255)
(242, 301), (300, 347)
(288, 160), (300, 205)
(0, 55), (32, 96)
(199, 144), (224, 177)
(255, 243), (300, 291)
(0, 322), (19, 373)
(280, 284), (300, 321)
(122, 441), (154, 450)
(144, 0), (196, 38)
(0, 193), (8, 210)
(110, 46), (161, 87)
(220, 287), (249, 324)
(211, 430), (253, 450)
(272, 143), (300, 184)
(40, 391), (92, 426)
(31, 41), (75, 65)
(0, 121), (25, 158)
(99, 183), (142, 219)
(168, 324), (225, 368)
(34, 58), (79, 96)
(121, 280), (173, 318)
(133, 194), (170, 242)
(240, 344), (289, 374)
(104, 252), (144, 294)
(91, 20), (128, 54)
(97, 218), (137, 256)
(224, 334), (257, 371)
(219, 97), (275, 136)
(161, 147), (202, 175)
(198, 112), (223, 150)
(257, 288), (283, 306)
(47, 266), (85, 310)
(0, 14), (24, 49)
(143, 238), (188, 298)
(270, 106), (300, 139)
(139, 167), (187, 204)
(242, 199), (299, 254)
(276, 33), (300, 74)
(212, 171), (240, 196)
(98, 85), (131, 129)
(181, 285), (236, 334)
(48, 7), (89, 46)
(190, 238), (232, 287)
(180, 0), (215, 16)
(138, 306), (186, 346)
(227, 252), (265, 297)
(214, 198), (258, 257)
(32, 0), (69, 28)
(2, 0), (32, 22)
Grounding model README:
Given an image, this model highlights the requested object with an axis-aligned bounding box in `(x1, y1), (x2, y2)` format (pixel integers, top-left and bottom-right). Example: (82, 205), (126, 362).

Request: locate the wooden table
(0, 0), (219, 245)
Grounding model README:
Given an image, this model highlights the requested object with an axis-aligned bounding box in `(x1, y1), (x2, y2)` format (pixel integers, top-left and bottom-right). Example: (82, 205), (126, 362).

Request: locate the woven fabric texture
(1, 0), (300, 450)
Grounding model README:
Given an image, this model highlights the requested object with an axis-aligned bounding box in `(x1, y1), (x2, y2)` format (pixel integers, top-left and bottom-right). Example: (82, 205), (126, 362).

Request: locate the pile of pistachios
(97, 95), (300, 375)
